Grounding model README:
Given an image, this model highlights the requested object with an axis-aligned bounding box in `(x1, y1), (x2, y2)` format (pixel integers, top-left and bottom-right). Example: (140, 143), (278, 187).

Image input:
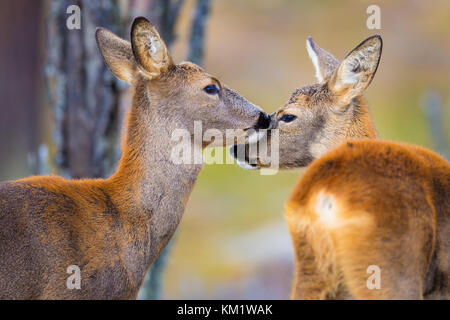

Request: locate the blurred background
(0, 0), (448, 299)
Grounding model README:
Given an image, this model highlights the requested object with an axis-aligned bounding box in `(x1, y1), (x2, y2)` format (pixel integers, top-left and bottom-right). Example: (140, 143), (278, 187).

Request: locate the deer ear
(306, 37), (339, 83)
(96, 28), (137, 83)
(131, 17), (173, 79)
(328, 35), (382, 105)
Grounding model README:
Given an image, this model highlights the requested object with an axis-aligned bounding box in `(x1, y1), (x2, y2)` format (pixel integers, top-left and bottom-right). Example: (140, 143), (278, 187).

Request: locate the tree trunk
(46, 0), (126, 179)
(0, 0), (43, 180)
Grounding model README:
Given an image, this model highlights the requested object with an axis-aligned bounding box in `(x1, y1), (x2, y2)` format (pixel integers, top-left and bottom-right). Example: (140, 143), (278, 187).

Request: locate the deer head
(96, 17), (270, 150)
(231, 35), (382, 169)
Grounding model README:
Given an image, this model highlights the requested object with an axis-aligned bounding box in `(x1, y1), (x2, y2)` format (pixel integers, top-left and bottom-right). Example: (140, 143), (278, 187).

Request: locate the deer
(0, 17), (271, 300)
(232, 35), (449, 299)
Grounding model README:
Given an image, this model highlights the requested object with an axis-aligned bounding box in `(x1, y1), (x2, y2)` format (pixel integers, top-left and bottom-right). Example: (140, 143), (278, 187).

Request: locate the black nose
(254, 112), (271, 129)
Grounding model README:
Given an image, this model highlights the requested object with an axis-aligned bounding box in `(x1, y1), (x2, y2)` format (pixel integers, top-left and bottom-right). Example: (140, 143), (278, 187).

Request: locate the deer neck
(106, 88), (203, 265)
(313, 97), (378, 159)
(346, 96), (378, 140)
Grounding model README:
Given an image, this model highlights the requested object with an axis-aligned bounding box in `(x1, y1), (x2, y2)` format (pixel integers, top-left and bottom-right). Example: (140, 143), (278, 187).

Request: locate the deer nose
(253, 112), (271, 130)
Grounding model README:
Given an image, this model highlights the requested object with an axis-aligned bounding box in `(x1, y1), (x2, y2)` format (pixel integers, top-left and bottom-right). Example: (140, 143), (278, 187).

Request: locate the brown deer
(0, 17), (270, 299)
(232, 35), (449, 299)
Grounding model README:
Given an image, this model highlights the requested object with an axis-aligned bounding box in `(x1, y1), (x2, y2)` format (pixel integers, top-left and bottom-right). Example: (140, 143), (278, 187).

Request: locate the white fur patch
(149, 36), (161, 55)
(340, 48), (374, 86)
(314, 191), (373, 229)
(340, 64), (359, 85)
(315, 192), (337, 226)
(306, 38), (323, 83)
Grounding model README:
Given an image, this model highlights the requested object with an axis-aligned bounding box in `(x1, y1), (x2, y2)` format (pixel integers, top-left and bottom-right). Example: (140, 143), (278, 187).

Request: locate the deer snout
(253, 112), (272, 130)
(244, 112), (271, 145)
(230, 112), (272, 169)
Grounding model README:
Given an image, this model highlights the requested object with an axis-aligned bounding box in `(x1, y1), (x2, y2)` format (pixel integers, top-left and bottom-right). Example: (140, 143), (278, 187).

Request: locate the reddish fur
(273, 35), (449, 299)
(286, 140), (450, 299)
(0, 109), (154, 299)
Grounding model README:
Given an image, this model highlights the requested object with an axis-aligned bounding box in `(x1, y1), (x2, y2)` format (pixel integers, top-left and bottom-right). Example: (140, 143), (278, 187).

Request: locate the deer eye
(203, 84), (219, 95)
(280, 114), (297, 123)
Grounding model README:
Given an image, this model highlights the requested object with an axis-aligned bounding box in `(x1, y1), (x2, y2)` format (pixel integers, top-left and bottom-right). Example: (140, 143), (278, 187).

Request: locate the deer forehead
(288, 84), (333, 108)
(171, 62), (218, 84)
(177, 62), (206, 77)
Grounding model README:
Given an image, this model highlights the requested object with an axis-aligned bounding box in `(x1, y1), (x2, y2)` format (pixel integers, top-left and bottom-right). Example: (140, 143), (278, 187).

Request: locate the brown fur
(232, 35), (449, 299)
(281, 37), (450, 299)
(286, 140), (449, 299)
(0, 17), (268, 299)
(231, 36), (380, 168)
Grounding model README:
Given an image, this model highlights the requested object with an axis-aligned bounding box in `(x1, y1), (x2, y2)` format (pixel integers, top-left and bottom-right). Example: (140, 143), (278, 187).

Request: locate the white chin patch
(246, 131), (266, 144)
(236, 158), (260, 170)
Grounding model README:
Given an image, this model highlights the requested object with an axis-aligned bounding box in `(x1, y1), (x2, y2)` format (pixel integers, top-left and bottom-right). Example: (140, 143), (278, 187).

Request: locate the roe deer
(0, 17), (270, 299)
(232, 35), (449, 299)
